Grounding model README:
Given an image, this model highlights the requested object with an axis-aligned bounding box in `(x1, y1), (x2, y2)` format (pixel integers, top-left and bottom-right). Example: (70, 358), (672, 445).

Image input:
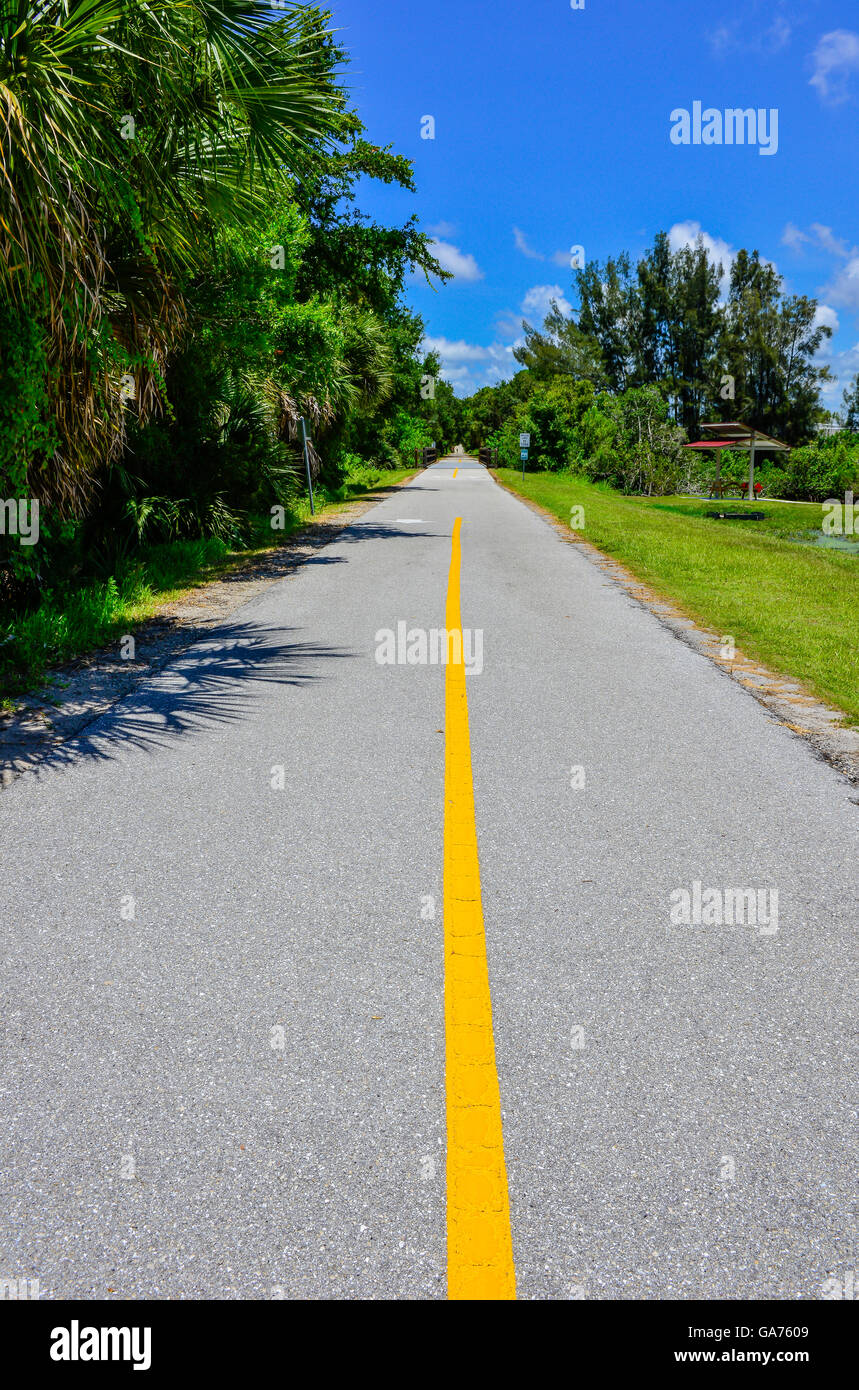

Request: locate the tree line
(442, 232), (859, 499)
(0, 0), (443, 620)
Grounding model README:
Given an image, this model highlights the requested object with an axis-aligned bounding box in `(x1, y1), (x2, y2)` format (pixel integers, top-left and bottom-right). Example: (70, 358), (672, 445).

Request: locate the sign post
(519, 433), (530, 481)
(520, 433), (530, 481)
(747, 429), (756, 501)
(300, 416), (315, 515)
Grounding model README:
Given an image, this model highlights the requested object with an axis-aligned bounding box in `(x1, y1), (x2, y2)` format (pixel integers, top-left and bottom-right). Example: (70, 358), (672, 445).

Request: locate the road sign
(520, 449), (528, 461)
(519, 433), (530, 448)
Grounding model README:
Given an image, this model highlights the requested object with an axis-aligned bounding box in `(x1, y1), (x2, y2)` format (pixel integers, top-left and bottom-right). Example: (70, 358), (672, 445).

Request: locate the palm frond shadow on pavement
(31, 622), (354, 779)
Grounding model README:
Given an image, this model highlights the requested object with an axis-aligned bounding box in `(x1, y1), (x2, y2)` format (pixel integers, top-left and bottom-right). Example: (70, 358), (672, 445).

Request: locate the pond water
(790, 532), (859, 553)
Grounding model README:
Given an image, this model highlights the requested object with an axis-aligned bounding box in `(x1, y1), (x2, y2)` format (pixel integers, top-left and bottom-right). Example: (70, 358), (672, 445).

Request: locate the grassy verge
(1, 468), (416, 700)
(496, 469), (859, 725)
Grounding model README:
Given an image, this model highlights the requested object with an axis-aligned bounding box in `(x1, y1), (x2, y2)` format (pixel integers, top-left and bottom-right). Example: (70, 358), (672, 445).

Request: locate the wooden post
(748, 431), (756, 501)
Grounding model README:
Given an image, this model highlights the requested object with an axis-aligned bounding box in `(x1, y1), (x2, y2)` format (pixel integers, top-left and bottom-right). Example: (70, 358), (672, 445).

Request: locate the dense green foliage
(455, 231), (855, 499)
(0, 1), (445, 668)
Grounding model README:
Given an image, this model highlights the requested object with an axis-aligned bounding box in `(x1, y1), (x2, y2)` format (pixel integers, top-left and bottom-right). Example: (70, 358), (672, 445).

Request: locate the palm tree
(0, 0), (344, 511)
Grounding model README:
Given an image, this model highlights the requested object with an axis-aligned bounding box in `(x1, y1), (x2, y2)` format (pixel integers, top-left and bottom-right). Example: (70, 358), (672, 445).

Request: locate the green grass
(497, 469), (859, 725)
(0, 468), (416, 698)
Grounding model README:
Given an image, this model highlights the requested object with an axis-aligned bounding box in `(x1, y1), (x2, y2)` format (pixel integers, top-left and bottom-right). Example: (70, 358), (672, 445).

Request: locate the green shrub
(765, 434), (859, 501)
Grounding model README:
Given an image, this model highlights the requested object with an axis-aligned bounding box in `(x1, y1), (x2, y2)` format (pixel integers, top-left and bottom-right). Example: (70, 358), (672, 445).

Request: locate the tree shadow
(6, 515), (444, 788)
(335, 524), (438, 542)
(294, 554), (348, 565)
(30, 621), (354, 779)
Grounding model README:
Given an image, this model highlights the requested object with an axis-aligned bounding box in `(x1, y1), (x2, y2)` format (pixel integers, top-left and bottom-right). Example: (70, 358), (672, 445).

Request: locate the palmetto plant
(0, 0), (344, 512)
(340, 305), (394, 413)
(262, 302), (395, 479)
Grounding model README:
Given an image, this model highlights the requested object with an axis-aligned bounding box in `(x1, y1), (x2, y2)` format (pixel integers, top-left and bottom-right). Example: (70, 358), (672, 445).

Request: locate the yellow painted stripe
(453, 468), (458, 478)
(443, 518), (516, 1301)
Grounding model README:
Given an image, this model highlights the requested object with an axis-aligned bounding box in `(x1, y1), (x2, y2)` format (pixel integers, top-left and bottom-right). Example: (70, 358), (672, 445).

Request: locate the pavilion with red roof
(684, 422), (790, 500)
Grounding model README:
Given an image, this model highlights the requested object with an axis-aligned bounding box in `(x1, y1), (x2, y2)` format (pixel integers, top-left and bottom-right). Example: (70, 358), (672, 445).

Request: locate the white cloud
(708, 24), (733, 55)
(809, 29), (859, 104)
(513, 227), (544, 261)
(521, 284), (573, 320)
(551, 249), (573, 267)
(783, 222), (859, 309)
(666, 220), (782, 298)
(823, 256), (859, 310)
(426, 221), (457, 238)
(813, 304), (840, 333)
(668, 221), (737, 279)
(428, 239), (484, 282)
(812, 224), (851, 257)
(421, 336), (518, 396)
(834, 342), (859, 373)
(817, 340), (859, 402)
(709, 15), (791, 57)
(783, 222), (851, 257)
(421, 336), (491, 363)
(769, 15), (791, 50)
(494, 310), (525, 341)
(782, 222), (807, 251)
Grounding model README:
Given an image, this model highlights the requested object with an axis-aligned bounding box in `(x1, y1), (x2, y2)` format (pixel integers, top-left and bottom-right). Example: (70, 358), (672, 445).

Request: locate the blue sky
(331, 0), (859, 403)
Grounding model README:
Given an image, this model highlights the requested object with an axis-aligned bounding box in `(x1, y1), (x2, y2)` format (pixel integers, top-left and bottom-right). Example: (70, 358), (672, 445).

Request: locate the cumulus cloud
(823, 256), (859, 311)
(809, 29), (859, 104)
(521, 284), (573, 320)
(813, 304), (840, 333)
(666, 220), (783, 298)
(425, 221), (457, 238)
(420, 336), (518, 396)
(428, 239), (484, 282)
(421, 336), (491, 363)
(668, 221), (737, 279)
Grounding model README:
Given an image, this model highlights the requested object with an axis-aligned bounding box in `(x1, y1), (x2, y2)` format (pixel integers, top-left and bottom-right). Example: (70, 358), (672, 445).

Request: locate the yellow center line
(443, 517), (516, 1301)
(453, 468), (458, 478)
